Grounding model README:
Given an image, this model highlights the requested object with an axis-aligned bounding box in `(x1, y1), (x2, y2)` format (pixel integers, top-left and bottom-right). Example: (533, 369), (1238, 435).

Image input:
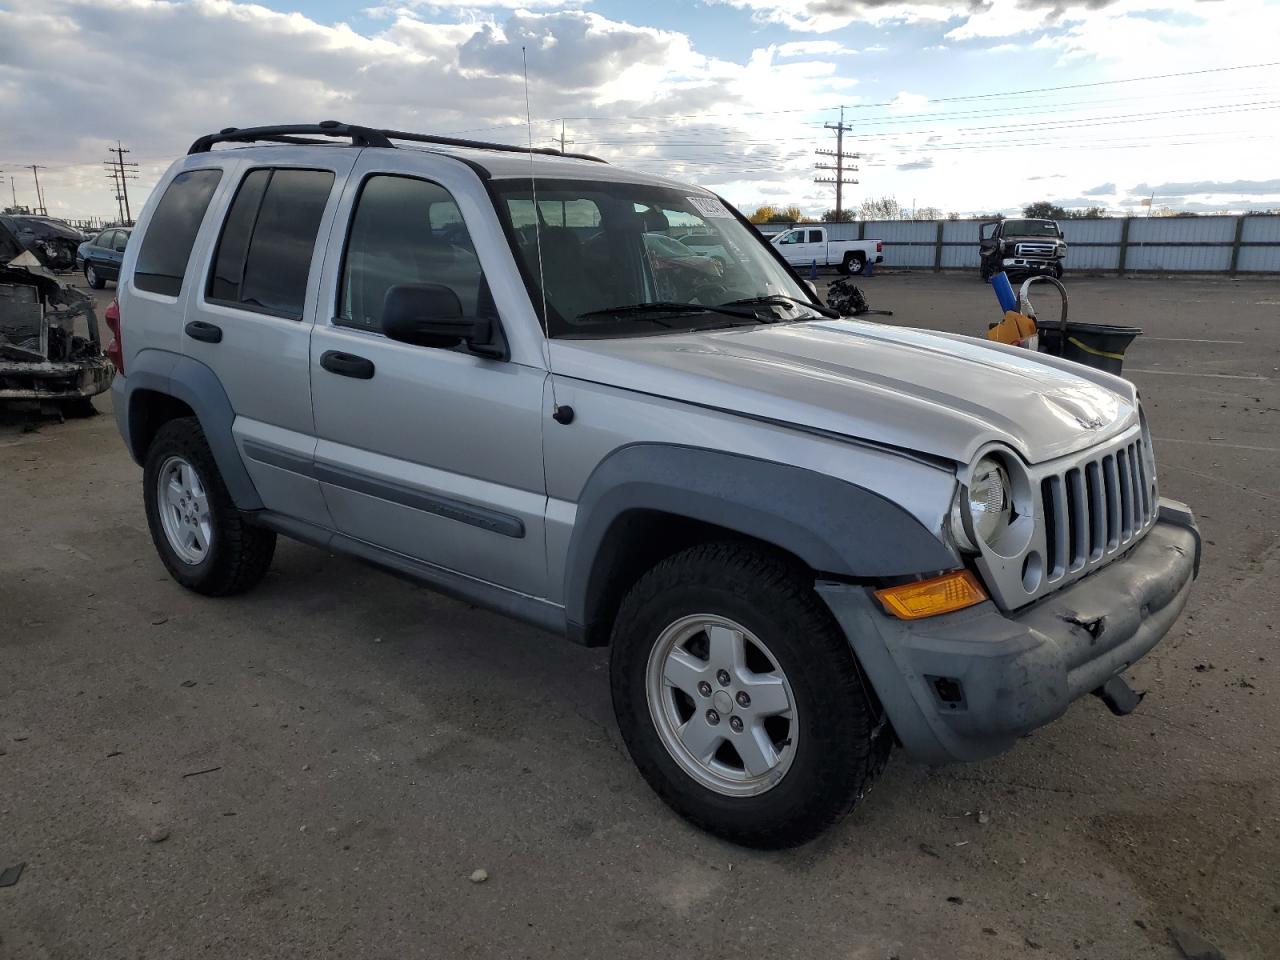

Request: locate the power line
(446, 60), (1280, 132)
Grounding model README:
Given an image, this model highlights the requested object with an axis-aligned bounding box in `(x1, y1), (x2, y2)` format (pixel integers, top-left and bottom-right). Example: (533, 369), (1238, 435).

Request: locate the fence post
(1228, 215), (1245, 276)
(857, 221), (865, 241)
(1117, 216), (1131, 275)
(934, 221), (944, 273)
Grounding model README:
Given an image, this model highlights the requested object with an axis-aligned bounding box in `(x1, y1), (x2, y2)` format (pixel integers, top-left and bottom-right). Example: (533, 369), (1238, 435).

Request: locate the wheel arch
(119, 349), (263, 510)
(563, 444), (957, 647)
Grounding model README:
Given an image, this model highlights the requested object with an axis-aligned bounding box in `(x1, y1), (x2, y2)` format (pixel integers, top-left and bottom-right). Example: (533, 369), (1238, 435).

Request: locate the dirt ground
(1, 272), (1277, 960)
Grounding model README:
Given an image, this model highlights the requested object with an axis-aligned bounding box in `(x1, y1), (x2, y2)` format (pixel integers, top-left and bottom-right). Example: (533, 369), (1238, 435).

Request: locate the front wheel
(610, 542), (889, 848)
(85, 262), (106, 290)
(1053, 262), (1064, 279)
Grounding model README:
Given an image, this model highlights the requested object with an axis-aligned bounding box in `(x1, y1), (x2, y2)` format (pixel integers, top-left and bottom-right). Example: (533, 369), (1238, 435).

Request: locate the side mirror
(381, 283), (504, 358)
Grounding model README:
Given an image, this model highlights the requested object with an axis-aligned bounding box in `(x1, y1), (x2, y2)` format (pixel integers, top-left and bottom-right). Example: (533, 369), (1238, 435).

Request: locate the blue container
(990, 271), (1017, 314)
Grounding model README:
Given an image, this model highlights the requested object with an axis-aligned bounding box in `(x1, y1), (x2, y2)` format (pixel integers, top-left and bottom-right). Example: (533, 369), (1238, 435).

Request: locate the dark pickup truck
(979, 218), (1066, 280)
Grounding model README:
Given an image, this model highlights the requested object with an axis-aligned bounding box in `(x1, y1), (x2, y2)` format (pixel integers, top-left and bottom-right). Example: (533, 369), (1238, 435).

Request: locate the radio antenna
(522, 50), (551, 350)
(523, 47), (569, 423)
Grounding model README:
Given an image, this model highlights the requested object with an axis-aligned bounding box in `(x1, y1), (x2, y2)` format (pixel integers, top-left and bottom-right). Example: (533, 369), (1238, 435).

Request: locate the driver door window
(337, 175), (487, 333)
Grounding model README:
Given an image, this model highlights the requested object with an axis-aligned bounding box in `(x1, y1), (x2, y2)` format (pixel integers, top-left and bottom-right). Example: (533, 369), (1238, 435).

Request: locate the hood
(550, 319), (1138, 466)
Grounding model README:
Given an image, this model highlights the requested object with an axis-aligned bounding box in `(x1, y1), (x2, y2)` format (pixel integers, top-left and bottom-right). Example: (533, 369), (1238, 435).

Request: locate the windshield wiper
(722, 294), (839, 319)
(577, 301), (762, 322)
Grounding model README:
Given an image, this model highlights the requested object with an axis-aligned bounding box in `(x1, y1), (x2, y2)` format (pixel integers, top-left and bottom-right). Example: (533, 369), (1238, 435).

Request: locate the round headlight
(968, 456), (1012, 544)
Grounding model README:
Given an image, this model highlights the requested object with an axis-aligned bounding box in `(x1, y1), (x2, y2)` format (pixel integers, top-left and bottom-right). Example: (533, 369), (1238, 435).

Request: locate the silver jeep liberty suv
(108, 122), (1200, 848)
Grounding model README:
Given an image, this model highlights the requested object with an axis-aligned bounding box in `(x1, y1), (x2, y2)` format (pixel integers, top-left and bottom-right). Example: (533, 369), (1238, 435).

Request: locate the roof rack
(187, 120), (608, 164)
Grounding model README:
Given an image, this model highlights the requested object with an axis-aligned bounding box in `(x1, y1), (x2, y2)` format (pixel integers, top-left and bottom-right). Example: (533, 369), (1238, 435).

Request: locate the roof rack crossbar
(188, 120), (607, 163)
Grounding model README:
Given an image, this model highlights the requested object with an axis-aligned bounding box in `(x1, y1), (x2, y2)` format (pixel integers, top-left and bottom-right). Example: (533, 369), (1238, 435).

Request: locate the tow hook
(1093, 675), (1144, 716)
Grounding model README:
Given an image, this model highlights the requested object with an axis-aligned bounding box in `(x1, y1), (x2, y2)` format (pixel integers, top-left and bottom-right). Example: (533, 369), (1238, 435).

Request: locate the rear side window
(207, 168), (334, 320)
(134, 169), (222, 296)
(807, 229), (823, 243)
(95, 230), (115, 248)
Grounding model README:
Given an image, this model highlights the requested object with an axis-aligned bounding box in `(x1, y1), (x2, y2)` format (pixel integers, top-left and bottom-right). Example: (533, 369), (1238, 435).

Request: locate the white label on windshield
(687, 196), (731, 219)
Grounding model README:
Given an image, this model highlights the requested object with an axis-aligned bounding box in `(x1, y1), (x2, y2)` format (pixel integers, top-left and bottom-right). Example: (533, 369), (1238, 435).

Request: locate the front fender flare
(563, 443), (956, 643)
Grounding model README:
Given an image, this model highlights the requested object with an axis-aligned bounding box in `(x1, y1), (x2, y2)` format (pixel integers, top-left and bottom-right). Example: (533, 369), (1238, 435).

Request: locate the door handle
(320, 351), (375, 380)
(184, 320), (223, 343)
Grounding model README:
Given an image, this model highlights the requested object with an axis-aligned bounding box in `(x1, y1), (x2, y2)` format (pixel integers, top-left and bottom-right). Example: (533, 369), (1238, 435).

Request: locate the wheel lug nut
(697, 681), (712, 697)
(716, 669), (731, 687)
(729, 716), (743, 733)
(705, 709), (720, 725)
(736, 691), (751, 708)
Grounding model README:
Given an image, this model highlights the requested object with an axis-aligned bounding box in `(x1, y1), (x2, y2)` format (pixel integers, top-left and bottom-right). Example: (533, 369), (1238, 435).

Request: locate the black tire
(610, 542), (890, 849)
(142, 417), (276, 596)
(1053, 262), (1064, 279)
(844, 254), (866, 276)
(85, 262), (106, 290)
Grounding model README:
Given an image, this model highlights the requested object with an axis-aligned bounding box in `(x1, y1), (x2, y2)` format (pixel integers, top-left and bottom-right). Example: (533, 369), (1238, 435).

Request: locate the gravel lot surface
(2, 273), (1277, 960)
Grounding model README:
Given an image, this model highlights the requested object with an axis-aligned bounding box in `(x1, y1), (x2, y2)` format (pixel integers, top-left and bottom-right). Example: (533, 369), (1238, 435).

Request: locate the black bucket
(1037, 320), (1142, 375)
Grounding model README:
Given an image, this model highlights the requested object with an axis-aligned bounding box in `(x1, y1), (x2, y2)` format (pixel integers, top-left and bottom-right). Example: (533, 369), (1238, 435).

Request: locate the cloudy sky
(1, 0), (1278, 223)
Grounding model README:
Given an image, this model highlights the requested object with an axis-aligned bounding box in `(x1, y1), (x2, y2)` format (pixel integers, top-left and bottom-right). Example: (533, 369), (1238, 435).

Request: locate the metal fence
(771, 216), (1280, 274)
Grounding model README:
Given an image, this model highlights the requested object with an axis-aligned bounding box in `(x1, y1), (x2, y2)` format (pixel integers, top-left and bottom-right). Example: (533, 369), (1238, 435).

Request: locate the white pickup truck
(771, 225), (884, 275)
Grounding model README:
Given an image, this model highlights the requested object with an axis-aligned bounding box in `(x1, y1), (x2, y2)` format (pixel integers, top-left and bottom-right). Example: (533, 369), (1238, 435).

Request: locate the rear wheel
(843, 253), (866, 276)
(143, 417), (276, 596)
(85, 262), (105, 290)
(610, 542), (889, 848)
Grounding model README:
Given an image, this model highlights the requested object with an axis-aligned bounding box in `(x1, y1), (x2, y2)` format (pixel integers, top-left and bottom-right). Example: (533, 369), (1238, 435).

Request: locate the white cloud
(0, 0), (862, 219)
(888, 91), (929, 112)
(775, 39), (857, 56)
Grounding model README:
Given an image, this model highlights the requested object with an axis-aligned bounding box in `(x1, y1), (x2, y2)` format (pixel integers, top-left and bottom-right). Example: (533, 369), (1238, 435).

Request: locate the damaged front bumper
(1001, 256), (1060, 275)
(818, 498), (1199, 764)
(0, 354), (115, 401)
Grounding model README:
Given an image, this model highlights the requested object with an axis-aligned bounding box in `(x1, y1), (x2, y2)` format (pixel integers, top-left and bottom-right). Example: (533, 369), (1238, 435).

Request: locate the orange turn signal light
(874, 570), (987, 621)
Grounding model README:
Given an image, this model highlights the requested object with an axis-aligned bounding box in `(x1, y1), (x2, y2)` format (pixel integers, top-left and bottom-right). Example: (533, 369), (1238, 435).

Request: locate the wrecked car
(0, 214), (85, 272)
(1, 218), (114, 415)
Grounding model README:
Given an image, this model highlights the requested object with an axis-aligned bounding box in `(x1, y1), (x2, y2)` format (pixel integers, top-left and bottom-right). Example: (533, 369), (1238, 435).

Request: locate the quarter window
(337, 175), (488, 333)
(133, 168), (222, 296)
(207, 168), (334, 320)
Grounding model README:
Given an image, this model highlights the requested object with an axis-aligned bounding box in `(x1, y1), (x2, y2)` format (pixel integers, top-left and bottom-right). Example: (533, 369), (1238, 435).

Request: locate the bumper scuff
(818, 498), (1199, 764)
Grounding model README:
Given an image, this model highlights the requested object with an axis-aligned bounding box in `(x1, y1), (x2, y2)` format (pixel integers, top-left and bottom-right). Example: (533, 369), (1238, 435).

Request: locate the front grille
(1039, 438), (1155, 583)
(1014, 241), (1057, 258)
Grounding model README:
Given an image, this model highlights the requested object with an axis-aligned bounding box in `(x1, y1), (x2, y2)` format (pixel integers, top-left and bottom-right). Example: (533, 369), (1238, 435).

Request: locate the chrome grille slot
(1116, 450), (1133, 540)
(1065, 468), (1087, 571)
(1103, 454), (1121, 549)
(1085, 461), (1105, 561)
(1042, 476), (1067, 580)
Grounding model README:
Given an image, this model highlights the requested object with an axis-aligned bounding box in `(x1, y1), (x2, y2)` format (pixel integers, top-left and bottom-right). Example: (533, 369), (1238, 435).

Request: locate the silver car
(108, 122), (1199, 848)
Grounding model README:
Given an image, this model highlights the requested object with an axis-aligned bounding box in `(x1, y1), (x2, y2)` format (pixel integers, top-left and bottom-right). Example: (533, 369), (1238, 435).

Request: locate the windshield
(1002, 219), (1060, 238)
(491, 178), (816, 337)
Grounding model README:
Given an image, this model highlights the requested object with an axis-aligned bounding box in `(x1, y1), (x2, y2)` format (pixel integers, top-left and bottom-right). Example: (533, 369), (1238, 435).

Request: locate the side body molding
(115, 348), (263, 510)
(563, 444), (957, 644)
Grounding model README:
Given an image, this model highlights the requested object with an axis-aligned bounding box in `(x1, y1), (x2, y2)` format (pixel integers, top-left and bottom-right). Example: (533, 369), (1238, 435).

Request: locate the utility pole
(8, 175), (15, 208)
(106, 142), (139, 224)
(28, 165), (47, 215)
(815, 106), (858, 220)
(105, 165), (126, 224)
(556, 119), (575, 154)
